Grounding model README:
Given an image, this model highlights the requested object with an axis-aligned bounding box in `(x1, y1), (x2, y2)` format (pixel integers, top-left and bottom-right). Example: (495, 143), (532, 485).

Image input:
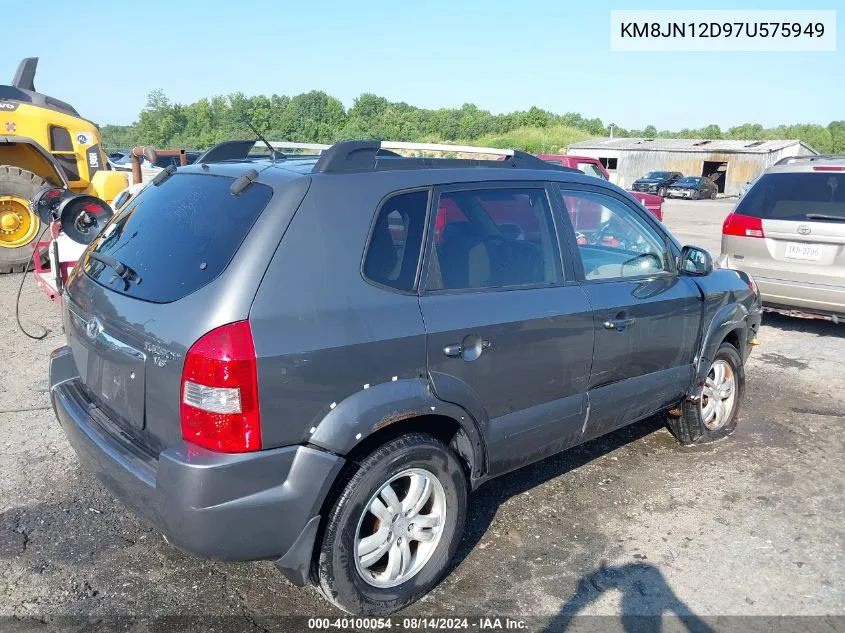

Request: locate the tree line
(100, 89), (845, 155)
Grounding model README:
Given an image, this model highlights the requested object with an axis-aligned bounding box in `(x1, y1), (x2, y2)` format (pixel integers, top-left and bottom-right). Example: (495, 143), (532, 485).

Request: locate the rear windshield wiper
(89, 252), (142, 285)
(805, 213), (845, 222)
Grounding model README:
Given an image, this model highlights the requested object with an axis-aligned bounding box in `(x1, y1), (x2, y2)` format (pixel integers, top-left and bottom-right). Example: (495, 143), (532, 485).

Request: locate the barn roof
(568, 138), (817, 155)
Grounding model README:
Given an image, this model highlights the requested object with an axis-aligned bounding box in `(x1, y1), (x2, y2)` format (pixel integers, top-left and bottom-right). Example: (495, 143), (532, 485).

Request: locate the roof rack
(196, 138), (577, 174)
(195, 139), (330, 164)
(773, 154), (844, 166)
(312, 140), (564, 173)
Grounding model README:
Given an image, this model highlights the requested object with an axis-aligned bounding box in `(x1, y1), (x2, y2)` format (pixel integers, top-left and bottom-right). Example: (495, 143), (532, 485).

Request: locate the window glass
(577, 163), (607, 180)
(363, 190), (429, 291)
(427, 188), (560, 291)
(49, 126), (73, 152)
(735, 172), (845, 221)
(559, 189), (670, 280)
(84, 174), (273, 303)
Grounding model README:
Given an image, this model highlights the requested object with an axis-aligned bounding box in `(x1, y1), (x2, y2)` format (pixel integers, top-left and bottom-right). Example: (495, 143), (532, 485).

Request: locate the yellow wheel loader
(0, 57), (127, 272)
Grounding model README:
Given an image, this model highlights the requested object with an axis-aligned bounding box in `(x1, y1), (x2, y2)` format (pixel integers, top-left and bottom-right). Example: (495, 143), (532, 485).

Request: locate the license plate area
(784, 242), (822, 261)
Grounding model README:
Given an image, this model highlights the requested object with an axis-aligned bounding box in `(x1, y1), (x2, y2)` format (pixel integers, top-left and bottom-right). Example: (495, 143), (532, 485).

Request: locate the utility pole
(609, 124), (615, 138)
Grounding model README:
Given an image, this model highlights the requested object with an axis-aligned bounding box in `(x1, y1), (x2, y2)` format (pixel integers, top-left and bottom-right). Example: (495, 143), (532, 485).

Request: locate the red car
(537, 154), (664, 222)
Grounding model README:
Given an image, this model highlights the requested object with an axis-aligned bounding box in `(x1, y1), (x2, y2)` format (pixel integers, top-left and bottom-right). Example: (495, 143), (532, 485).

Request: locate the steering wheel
(590, 221), (630, 251)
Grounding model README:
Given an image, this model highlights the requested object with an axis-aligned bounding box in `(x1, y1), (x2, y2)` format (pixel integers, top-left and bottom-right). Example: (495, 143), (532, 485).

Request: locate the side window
(427, 188), (560, 291)
(577, 162), (607, 180)
(363, 190), (429, 292)
(559, 189), (671, 281)
(48, 126), (73, 152)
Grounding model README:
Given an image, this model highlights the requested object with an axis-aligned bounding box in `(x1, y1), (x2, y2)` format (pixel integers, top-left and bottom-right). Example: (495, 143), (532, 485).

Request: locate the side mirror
(679, 245), (713, 276)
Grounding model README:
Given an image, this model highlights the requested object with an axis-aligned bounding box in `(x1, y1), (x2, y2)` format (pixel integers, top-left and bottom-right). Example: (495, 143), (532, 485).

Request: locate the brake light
(180, 321), (261, 452)
(723, 212), (764, 238)
(813, 166), (845, 171)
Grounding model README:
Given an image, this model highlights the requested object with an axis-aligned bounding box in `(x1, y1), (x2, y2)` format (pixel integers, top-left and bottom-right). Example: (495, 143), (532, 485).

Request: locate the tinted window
(49, 126), (73, 152)
(427, 188), (560, 291)
(646, 171), (670, 179)
(154, 155), (183, 168)
(736, 172), (845, 221)
(363, 190), (429, 291)
(559, 189), (670, 280)
(83, 173), (273, 303)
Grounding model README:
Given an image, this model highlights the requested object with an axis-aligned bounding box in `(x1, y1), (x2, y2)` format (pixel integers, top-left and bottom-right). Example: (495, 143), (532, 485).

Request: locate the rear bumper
(666, 189), (694, 198)
(49, 346), (344, 584)
(718, 266), (845, 320)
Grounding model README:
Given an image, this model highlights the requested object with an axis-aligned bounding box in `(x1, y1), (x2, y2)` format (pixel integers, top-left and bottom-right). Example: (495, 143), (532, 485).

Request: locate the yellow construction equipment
(0, 57), (127, 272)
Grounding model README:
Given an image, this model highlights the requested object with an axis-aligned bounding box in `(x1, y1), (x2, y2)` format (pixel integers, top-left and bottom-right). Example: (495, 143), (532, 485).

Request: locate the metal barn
(566, 138), (817, 196)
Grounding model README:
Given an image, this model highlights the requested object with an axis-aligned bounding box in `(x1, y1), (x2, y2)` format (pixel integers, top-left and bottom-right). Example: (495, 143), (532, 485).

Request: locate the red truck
(537, 154), (664, 222)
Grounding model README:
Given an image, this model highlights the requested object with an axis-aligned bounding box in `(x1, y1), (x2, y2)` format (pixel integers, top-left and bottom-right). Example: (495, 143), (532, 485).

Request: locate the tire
(658, 187), (667, 197)
(0, 166), (48, 273)
(692, 190), (700, 200)
(711, 189), (718, 200)
(666, 342), (745, 445)
(315, 432), (467, 615)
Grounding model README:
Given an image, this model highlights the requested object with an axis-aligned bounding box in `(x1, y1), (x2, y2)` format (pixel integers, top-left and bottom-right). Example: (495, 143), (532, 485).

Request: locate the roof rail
(312, 140), (561, 173)
(773, 154), (844, 166)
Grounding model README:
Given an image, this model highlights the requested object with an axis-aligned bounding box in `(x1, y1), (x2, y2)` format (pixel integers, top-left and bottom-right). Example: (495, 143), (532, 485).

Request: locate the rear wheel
(666, 342), (744, 445)
(315, 432), (467, 614)
(0, 166), (47, 273)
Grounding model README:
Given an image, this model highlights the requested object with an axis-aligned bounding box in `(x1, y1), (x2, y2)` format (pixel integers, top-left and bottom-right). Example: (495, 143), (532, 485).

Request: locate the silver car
(718, 157), (845, 322)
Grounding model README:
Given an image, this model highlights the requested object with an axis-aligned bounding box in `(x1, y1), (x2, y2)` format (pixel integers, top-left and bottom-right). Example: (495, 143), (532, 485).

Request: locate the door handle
(443, 344), (463, 358)
(443, 336), (492, 360)
(604, 317), (635, 330)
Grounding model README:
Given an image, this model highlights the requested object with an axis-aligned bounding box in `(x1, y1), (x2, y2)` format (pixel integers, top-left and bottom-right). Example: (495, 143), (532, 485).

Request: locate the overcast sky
(3, 0), (841, 130)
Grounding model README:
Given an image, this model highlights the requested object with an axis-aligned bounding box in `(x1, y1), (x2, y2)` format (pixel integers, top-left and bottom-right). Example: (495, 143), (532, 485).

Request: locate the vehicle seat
(438, 222), (490, 289)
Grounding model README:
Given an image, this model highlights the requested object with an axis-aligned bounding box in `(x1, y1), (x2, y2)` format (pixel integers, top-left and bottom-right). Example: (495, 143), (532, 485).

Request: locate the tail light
(813, 166), (845, 171)
(180, 321), (262, 452)
(723, 212), (764, 238)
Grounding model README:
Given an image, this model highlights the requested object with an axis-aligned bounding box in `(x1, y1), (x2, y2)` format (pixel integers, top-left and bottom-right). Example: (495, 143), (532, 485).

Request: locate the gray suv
(49, 140), (762, 614)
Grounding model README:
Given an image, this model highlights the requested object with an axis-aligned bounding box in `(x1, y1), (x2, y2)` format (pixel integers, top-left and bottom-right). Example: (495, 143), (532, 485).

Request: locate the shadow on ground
(544, 562), (715, 633)
(449, 416), (666, 573)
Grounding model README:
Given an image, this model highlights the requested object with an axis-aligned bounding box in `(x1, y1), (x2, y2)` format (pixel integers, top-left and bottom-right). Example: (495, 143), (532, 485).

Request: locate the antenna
(239, 113), (277, 162)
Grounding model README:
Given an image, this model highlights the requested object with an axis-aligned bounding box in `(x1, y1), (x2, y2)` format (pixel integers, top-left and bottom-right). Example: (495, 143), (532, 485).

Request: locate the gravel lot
(1, 198), (843, 632)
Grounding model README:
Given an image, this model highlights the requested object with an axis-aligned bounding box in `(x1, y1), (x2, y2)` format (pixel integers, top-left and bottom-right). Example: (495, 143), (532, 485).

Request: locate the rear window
(737, 172), (845, 221)
(83, 173), (273, 303)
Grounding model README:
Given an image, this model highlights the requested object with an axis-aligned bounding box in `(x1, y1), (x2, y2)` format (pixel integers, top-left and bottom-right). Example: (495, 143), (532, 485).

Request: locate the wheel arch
(0, 136), (68, 188)
(691, 302), (750, 395)
(307, 377), (486, 483)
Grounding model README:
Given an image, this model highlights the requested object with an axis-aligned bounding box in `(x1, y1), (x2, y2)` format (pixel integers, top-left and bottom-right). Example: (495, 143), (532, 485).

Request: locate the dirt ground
(1, 199), (843, 632)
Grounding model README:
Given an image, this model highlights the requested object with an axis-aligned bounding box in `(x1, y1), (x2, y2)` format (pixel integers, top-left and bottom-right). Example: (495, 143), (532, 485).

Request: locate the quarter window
(427, 188), (560, 291)
(559, 189), (670, 280)
(363, 190), (429, 292)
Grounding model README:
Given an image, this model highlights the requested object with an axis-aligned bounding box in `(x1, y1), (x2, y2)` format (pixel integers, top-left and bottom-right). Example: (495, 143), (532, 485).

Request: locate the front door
(419, 183), (594, 476)
(557, 186), (703, 439)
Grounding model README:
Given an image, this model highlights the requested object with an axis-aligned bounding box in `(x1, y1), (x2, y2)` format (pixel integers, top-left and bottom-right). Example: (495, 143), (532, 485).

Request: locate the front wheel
(315, 433), (467, 614)
(658, 187), (667, 197)
(666, 342), (745, 445)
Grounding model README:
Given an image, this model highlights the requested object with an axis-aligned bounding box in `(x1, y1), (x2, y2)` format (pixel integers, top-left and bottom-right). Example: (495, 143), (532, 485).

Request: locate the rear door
(419, 182), (594, 476)
(556, 185), (702, 438)
(729, 170), (845, 286)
